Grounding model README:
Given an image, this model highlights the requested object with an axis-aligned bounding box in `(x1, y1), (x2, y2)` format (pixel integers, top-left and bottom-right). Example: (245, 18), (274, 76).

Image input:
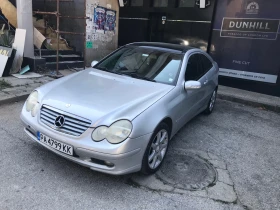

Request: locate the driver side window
(185, 54), (203, 81)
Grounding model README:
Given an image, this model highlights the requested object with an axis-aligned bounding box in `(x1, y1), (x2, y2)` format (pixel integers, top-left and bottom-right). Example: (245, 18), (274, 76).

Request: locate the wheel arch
(160, 117), (173, 136)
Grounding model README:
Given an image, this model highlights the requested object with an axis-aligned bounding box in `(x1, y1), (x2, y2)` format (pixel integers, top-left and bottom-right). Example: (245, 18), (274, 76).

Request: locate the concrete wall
(85, 0), (119, 66)
(9, 0), (119, 66)
(12, 0), (85, 53)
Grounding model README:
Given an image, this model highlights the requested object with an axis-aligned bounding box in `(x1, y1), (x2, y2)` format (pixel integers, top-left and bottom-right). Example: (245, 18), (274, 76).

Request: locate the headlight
(91, 120), (132, 144)
(91, 126), (108, 141)
(26, 91), (39, 117)
(106, 120), (132, 144)
(31, 102), (40, 117)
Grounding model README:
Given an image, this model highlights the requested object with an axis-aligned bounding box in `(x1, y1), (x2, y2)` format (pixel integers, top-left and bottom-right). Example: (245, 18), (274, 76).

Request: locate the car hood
(39, 69), (174, 127)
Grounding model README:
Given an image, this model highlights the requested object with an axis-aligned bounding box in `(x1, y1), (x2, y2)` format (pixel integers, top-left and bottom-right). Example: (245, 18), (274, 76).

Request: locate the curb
(217, 94), (280, 113)
(0, 94), (29, 106)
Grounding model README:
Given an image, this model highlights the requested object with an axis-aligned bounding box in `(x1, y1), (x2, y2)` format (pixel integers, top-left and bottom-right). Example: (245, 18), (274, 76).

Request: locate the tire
(141, 123), (170, 175)
(204, 89), (217, 115)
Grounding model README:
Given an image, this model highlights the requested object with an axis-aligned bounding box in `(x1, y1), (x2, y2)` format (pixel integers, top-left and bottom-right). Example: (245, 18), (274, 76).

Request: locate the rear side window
(185, 54), (205, 81)
(199, 54), (213, 74)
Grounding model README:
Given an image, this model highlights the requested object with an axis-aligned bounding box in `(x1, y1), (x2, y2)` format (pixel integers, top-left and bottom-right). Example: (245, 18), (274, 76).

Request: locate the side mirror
(91, 60), (98, 67)
(184, 81), (201, 91)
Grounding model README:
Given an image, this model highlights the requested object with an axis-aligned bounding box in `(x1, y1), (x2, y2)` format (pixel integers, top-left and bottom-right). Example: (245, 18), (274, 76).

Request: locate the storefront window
(131, 0), (143, 6)
(153, 0), (168, 7)
(179, 0), (195, 7)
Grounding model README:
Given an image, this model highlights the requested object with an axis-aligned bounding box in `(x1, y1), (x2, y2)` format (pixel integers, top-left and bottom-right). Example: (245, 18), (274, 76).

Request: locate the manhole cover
(157, 153), (217, 190)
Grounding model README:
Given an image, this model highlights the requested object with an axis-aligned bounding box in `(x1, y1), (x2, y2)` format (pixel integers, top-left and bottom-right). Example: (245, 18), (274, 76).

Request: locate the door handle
(204, 80), (208, 85)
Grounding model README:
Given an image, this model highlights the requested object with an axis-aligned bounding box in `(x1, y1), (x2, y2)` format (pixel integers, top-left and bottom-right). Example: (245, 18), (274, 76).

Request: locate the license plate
(37, 132), (73, 156)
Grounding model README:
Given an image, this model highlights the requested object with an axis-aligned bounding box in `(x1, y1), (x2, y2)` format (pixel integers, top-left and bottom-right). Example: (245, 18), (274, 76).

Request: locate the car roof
(126, 42), (194, 53)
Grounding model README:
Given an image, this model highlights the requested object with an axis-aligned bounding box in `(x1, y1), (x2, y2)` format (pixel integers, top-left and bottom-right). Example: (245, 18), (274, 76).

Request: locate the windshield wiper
(96, 66), (110, 72)
(96, 67), (124, 76)
(117, 66), (129, 71)
(124, 72), (157, 83)
(96, 67), (156, 82)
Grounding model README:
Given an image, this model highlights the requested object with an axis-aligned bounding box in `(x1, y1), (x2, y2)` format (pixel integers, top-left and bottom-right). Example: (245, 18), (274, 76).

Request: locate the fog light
(104, 161), (114, 168)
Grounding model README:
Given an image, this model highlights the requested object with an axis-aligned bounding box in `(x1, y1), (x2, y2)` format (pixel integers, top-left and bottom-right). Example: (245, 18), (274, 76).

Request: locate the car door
(177, 53), (209, 126)
(199, 53), (216, 102)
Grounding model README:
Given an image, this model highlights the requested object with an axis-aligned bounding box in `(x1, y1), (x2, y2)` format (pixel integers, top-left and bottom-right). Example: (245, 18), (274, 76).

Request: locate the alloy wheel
(209, 90), (216, 111)
(148, 129), (169, 169)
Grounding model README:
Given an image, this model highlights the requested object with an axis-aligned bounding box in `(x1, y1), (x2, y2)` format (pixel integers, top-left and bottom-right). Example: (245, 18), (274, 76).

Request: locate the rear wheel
(204, 89), (217, 114)
(141, 123), (170, 175)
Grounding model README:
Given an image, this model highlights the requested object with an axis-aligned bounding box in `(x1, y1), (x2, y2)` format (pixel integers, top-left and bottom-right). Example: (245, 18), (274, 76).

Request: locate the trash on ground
(19, 65), (30, 75)
(12, 72), (42, 79)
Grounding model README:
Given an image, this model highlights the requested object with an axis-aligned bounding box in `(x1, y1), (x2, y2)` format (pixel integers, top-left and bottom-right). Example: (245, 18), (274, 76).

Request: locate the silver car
(21, 42), (219, 175)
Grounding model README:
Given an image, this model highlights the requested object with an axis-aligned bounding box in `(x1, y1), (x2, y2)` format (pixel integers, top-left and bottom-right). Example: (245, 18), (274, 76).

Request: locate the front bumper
(21, 110), (151, 175)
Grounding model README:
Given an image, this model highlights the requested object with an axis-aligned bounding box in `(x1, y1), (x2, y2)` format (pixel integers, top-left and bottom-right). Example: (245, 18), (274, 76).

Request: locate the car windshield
(94, 46), (183, 85)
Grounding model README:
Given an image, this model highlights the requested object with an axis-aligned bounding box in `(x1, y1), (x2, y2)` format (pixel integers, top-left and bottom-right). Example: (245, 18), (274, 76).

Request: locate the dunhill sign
(229, 21), (270, 31)
(221, 18), (280, 40)
(222, 18), (279, 32)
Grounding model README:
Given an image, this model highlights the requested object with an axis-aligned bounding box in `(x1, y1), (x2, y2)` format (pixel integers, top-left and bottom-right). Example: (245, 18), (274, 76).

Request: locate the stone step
(45, 61), (84, 70)
(42, 54), (83, 62)
(34, 49), (81, 56)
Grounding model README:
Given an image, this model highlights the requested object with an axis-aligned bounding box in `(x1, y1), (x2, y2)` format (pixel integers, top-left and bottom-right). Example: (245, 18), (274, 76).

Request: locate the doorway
(149, 13), (167, 42)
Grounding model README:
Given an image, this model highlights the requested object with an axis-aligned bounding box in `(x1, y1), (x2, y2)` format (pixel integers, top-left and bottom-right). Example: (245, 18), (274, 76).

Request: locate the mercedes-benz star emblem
(54, 115), (65, 128)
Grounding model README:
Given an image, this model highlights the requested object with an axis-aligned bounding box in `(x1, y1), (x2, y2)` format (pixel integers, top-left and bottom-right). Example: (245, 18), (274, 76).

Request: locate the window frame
(198, 53), (214, 75)
(184, 53), (205, 82)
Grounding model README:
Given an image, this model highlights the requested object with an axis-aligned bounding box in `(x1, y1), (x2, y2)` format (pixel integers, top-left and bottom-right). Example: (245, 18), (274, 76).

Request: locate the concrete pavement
(0, 76), (54, 105)
(217, 85), (280, 112)
(0, 99), (279, 210)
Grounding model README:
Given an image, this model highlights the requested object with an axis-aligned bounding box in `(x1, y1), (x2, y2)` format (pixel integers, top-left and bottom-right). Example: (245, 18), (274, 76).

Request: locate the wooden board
(0, 54), (8, 77)
(34, 28), (46, 49)
(11, 29), (26, 73)
(0, 0), (18, 27)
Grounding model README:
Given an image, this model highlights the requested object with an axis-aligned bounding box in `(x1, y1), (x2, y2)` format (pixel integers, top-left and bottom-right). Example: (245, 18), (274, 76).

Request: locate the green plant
(0, 30), (15, 48)
(0, 79), (12, 90)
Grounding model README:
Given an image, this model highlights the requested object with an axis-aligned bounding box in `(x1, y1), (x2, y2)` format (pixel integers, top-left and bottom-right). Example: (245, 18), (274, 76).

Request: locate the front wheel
(141, 123), (170, 175)
(204, 89), (217, 115)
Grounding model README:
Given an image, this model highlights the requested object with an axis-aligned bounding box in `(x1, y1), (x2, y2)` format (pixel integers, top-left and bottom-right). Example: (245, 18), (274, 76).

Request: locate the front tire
(141, 123), (170, 175)
(204, 89), (217, 115)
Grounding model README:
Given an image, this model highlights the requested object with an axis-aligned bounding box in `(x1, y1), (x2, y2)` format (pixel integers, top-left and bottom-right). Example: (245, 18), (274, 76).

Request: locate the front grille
(40, 105), (92, 136)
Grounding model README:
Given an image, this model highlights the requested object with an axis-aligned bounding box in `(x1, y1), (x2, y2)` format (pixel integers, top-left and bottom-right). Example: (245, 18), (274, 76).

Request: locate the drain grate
(157, 152), (217, 191)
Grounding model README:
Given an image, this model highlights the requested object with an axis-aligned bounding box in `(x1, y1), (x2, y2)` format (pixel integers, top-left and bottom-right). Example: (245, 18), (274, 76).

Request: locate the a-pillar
(16, 0), (34, 57)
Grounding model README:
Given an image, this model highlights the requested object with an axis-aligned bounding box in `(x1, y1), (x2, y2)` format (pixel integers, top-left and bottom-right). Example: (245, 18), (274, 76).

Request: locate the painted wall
(210, 0), (280, 96)
(85, 0), (119, 66)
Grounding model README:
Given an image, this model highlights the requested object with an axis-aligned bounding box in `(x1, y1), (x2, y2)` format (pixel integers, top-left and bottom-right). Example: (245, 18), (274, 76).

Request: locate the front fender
(130, 87), (181, 139)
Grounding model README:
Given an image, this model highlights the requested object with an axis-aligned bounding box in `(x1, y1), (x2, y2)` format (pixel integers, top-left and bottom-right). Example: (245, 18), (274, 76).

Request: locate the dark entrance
(149, 13), (167, 42)
(118, 0), (216, 48)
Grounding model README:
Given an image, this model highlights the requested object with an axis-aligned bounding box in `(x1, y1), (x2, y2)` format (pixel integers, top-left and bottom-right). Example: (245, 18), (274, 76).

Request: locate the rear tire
(204, 89), (217, 115)
(141, 123), (170, 175)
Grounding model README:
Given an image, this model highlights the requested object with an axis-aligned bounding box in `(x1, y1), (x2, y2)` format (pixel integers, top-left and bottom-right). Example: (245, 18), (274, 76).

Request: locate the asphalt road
(0, 100), (279, 210)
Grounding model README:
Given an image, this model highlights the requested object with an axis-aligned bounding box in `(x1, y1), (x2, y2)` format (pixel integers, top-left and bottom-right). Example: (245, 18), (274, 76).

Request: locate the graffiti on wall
(93, 6), (106, 32)
(86, 3), (117, 49)
(104, 9), (116, 33)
